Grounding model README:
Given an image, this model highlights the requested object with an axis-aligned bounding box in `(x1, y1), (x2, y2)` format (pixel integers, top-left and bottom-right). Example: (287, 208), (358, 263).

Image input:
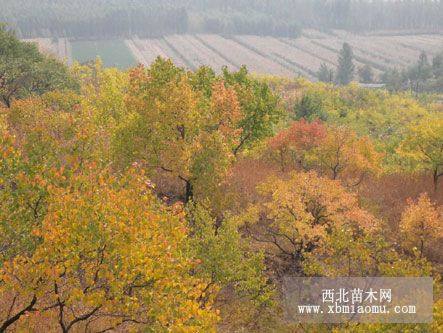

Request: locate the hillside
(1, 22), (443, 333)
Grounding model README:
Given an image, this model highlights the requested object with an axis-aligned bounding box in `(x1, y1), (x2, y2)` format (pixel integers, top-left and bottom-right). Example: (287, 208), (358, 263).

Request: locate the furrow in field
(360, 37), (420, 64)
(346, 37), (410, 67)
(232, 37), (308, 77)
(194, 35), (242, 69)
(144, 38), (187, 68)
(390, 36), (442, 55)
(261, 36), (332, 76)
(125, 39), (149, 66)
(412, 35), (443, 45)
(271, 53), (316, 79)
(415, 35), (443, 48)
(181, 35), (237, 72)
(164, 35), (203, 70)
(412, 35), (443, 53)
(239, 35), (337, 77)
(232, 35), (311, 78)
(161, 37), (195, 70)
(279, 37), (338, 67)
(136, 38), (169, 64)
(196, 34), (295, 77)
(131, 38), (186, 67)
(310, 39), (385, 73)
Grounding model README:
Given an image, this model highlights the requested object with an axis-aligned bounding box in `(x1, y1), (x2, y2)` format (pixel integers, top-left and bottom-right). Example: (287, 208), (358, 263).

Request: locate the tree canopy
(0, 25), (78, 107)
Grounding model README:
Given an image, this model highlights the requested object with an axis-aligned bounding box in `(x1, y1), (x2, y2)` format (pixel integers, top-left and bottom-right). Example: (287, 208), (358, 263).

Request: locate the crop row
(23, 32), (443, 79)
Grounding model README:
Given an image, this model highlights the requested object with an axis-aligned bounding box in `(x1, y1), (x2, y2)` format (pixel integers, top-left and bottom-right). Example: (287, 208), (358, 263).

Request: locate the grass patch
(71, 40), (136, 69)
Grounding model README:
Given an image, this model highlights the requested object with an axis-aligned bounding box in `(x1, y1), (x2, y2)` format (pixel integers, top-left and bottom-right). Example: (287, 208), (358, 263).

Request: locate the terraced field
(24, 30), (443, 80)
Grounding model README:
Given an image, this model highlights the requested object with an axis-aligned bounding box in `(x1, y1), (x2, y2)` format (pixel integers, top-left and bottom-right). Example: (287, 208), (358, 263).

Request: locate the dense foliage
(0, 26), (78, 107)
(1, 0), (443, 38)
(0, 29), (442, 332)
(383, 50), (443, 93)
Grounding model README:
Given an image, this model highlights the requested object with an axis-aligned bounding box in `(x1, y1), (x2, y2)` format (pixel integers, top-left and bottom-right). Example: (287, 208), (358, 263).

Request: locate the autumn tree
(1, 166), (218, 332)
(264, 121), (382, 185)
(244, 171), (379, 274)
(221, 65), (282, 155)
(71, 59), (129, 126)
(0, 117), (47, 263)
(305, 125), (383, 184)
(0, 83), (222, 331)
(303, 229), (393, 277)
(0, 123), (71, 330)
(399, 193), (442, 258)
(266, 119), (326, 171)
(288, 80), (430, 150)
(397, 114), (443, 190)
(3, 89), (115, 189)
(114, 59), (281, 203)
(114, 61), (233, 202)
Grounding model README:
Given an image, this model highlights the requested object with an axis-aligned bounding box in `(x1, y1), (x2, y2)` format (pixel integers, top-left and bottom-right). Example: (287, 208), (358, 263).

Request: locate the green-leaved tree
(0, 25), (78, 107)
(336, 42), (355, 85)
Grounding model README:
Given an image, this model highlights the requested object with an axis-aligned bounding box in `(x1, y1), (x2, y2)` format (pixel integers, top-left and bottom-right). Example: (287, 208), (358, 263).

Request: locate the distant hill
(2, 0), (443, 39)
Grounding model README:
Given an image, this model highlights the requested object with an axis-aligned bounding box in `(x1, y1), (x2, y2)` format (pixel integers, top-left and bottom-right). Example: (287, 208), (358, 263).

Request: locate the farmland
(24, 30), (443, 80)
(71, 40), (136, 69)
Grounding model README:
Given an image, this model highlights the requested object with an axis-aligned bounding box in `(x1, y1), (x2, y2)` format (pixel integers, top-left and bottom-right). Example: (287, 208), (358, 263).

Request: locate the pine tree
(336, 42), (355, 85)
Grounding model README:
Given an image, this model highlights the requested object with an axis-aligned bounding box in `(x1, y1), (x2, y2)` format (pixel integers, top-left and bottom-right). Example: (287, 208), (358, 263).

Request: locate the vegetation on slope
(0, 27), (442, 332)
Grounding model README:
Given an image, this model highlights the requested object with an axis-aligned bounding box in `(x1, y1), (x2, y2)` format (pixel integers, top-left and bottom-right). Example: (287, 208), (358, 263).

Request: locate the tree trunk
(0, 295), (37, 332)
(433, 168), (442, 192)
(185, 180), (193, 203)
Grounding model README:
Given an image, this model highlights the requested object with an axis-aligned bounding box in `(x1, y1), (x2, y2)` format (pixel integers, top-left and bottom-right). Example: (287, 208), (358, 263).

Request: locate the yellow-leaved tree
(113, 59), (281, 205)
(113, 60), (240, 203)
(399, 193), (442, 258)
(305, 125), (383, 185)
(398, 114), (443, 190)
(243, 171), (379, 274)
(1, 166), (218, 332)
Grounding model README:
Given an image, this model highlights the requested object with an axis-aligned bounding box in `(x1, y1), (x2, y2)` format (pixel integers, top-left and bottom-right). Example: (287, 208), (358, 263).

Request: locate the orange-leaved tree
(266, 119), (326, 172)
